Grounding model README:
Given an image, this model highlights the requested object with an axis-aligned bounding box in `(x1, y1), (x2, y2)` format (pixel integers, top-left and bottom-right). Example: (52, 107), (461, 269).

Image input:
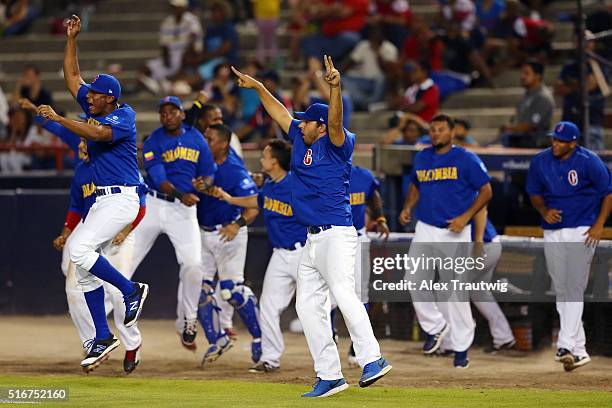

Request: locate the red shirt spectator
(321, 0), (369, 37)
(401, 18), (443, 71)
(400, 60), (440, 122)
(374, 0), (412, 25)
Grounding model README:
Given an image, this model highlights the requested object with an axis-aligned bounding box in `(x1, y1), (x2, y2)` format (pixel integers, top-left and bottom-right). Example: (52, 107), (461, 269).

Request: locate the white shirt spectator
(159, 11), (203, 54)
(347, 40), (398, 79)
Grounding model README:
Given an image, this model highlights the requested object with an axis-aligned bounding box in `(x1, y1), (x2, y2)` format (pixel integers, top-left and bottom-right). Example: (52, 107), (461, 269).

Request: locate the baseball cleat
(123, 346), (141, 374)
(302, 378), (349, 398)
(224, 327), (238, 341)
(201, 335), (233, 366)
(249, 361), (279, 373)
(422, 323), (449, 354)
(563, 355), (591, 372)
(359, 357), (392, 387)
(347, 343), (358, 368)
(181, 318), (198, 351)
(251, 338), (262, 363)
(484, 339), (516, 354)
(123, 282), (149, 327)
(454, 350), (469, 369)
(555, 348), (574, 365)
(81, 335), (120, 373)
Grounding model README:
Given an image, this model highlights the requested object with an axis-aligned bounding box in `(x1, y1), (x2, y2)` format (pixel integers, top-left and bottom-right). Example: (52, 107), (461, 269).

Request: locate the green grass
(0, 375), (609, 407)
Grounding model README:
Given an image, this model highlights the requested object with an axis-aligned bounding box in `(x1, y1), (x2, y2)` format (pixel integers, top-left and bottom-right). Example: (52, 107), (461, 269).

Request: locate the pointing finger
(230, 66), (243, 77)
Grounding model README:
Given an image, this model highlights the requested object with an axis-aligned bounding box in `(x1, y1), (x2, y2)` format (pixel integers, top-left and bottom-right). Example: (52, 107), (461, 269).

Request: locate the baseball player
(527, 121), (612, 371)
(128, 96), (216, 351)
(399, 114), (492, 369)
(331, 165), (390, 367)
(232, 56), (391, 398)
(471, 209), (516, 354)
(37, 15), (148, 371)
(192, 124), (261, 366)
(209, 139), (307, 373)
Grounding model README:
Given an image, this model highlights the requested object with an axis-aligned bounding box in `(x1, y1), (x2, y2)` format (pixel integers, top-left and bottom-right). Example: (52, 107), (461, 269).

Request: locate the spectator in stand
(401, 15), (444, 71)
(0, 0), (39, 36)
(252, 0), (281, 66)
(454, 118), (478, 146)
(292, 57), (354, 126)
(202, 63), (239, 128)
(341, 25), (398, 111)
(382, 113), (429, 145)
(184, 0), (238, 83)
(301, 0), (369, 61)
(394, 60), (440, 123)
(11, 65), (53, 108)
(475, 0), (506, 33)
(586, 0), (612, 59)
(285, 0), (314, 68)
(555, 31), (610, 151)
(370, 0), (412, 50)
(236, 69), (291, 143)
(500, 60), (554, 148)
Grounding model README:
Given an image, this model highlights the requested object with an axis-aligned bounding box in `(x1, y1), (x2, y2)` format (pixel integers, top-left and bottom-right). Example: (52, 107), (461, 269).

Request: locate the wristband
(235, 216), (247, 227)
(170, 189), (184, 200)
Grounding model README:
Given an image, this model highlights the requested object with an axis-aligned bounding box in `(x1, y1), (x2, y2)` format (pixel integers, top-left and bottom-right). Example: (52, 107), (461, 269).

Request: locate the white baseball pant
(131, 195), (203, 322)
(62, 224), (141, 350)
(200, 226), (248, 282)
(296, 226), (381, 380)
(543, 226), (595, 358)
(408, 221), (475, 352)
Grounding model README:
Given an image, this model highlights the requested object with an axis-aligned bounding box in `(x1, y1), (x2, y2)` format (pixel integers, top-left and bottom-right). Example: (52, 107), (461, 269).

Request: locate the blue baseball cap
(294, 103), (328, 125)
(84, 74), (121, 100)
(549, 121), (580, 142)
(158, 95), (183, 111)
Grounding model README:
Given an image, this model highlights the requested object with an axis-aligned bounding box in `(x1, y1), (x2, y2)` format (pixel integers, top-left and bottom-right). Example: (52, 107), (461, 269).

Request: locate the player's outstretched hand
(231, 66), (260, 89)
(18, 98), (37, 114)
(398, 207), (411, 225)
(219, 223), (240, 242)
(542, 208), (562, 224)
(37, 105), (61, 122)
(52, 235), (67, 251)
(376, 219), (390, 241)
(323, 55), (340, 88)
(584, 223), (603, 247)
(206, 186), (231, 201)
(447, 213), (470, 233)
(180, 193), (200, 207)
(66, 15), (81, 39)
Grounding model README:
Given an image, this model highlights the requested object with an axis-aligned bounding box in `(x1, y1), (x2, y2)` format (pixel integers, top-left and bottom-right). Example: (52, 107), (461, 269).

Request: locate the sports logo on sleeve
(568, 169), (578, 186)
(144, 151), (154, 161)
(303, 148), (313, 166)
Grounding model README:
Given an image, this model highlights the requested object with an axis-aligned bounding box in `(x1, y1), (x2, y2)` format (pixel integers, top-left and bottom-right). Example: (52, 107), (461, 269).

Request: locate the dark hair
(200, 103), (221, 118)
(522, 59), (544, 76)
(431, 113), (455, 129)
(23, 65), (40, 75)
(266, 139), (292, 171)
(208, 123), (232, 143)
(416, 59), (432, 76)
(455, 119), (470, 130)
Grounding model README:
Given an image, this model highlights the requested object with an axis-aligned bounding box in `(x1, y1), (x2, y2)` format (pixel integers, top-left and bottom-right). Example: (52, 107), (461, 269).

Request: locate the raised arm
(323, 55), (344, 147)
(64, 15), (85, 99)
(231, 66), (293, 134)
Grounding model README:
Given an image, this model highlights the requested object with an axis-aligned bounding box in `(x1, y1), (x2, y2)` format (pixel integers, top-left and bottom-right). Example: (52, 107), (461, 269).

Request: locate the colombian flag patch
(144, 151), (154, 161)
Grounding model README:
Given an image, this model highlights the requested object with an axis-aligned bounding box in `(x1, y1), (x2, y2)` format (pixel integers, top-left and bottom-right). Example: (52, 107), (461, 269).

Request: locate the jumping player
(192, 124), (261, 366)
(209, 139), (307, 373)
(37, 15), (148, 371)
(129, 96), (216, 351)
(399, 114), (492, 369)
(232, 56), (391, 398)
(527, 121), (612, 371)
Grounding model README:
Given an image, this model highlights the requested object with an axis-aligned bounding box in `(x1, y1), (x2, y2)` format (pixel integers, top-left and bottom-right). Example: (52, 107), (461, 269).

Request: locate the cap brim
(158, 102), (183, 111)
(294, 111), (306, 120)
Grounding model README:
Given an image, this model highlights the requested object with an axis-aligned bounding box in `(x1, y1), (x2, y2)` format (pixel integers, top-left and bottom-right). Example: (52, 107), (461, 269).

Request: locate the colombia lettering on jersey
(415, 167), (458, 182)
(86, 117), (101, 126)
(161, 146), (200, 164)
(349, 192), (366, 206)
(81, 182), (96, 199)
(263, 196), (293, 217)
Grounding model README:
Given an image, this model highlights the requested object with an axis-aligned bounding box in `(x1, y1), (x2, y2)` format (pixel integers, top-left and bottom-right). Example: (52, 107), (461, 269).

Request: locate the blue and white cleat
(123, 282), (149, 327)
(454, 350), (469, 369)
(201, 335), (233, 366)
(359, 357), (392, 387)
(423, 323), (449, 354)
(302, 378), (349, 398)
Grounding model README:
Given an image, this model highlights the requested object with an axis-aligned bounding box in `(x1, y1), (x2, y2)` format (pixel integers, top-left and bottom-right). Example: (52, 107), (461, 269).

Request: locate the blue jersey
(142, 125), (216, 193)
(349, 166), (380, 231)
(69, 161), (147, 220)
(526, 146), (612, 229)
(197, 149), (258, 227)
(470, 219), (498, 243)
(410, 146), (490, 228)
(76, 85), (140, 186)
(287, 119), (355, 227)
(257, 172), (307, 249)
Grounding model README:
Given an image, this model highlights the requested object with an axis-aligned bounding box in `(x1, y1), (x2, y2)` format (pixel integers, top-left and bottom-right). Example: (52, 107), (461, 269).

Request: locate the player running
(209, 139), (306, 373)
(527, 121), (612, 371)
(129, 96), (216, 351)
(37, 15), (148, 371)
(232, 56), (391, 398)
(399, 114), (492, 369)
(192, 124), (261, 366)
